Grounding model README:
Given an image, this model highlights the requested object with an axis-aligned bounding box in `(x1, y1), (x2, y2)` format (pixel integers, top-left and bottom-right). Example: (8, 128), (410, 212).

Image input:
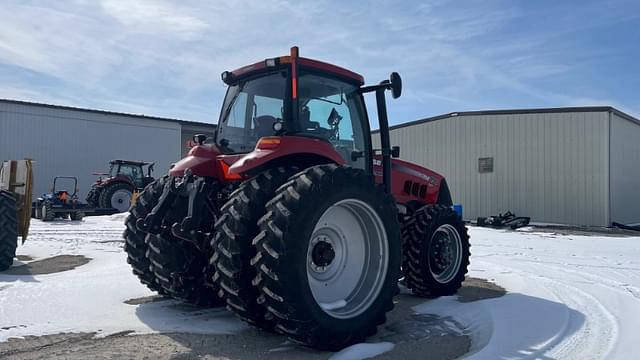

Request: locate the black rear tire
(147, 231), (223, 307)
(0, 190), (18, 271)
(211, 166), (298, 330)
(99, 182), (134, 213)
(146, 178), (224, 307)
(401, 204), (470, 297)
(123, 177), (167, 294)
(252, 164), (401, 350)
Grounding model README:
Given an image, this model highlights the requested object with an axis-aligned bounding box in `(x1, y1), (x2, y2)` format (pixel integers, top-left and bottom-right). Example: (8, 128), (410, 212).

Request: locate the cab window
(297, 73), (367, 169)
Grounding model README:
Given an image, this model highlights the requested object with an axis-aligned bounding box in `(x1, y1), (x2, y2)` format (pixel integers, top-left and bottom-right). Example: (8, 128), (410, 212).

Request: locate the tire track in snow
(470, 259), (618, 359)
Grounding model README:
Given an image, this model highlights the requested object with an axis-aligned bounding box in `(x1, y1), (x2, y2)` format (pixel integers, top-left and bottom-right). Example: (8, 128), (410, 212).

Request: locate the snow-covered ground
(1, 216), (639, 359)
(0, 215), (246, 340)
(421, 226), (640, 359)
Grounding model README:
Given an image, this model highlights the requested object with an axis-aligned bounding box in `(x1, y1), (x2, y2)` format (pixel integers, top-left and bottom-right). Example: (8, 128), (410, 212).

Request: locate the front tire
(86, 187), (100, 207)
(401, 204), (470, 297)
(70, 212), (84, 221)
(252, 165), (400, 350)
(41, 201), (54, 222)
(0, 190), (18, 271)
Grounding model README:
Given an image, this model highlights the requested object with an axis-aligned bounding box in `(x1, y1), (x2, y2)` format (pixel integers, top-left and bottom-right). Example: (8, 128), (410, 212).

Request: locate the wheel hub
(311, 238), (335, 268)
(306, 199), (389, 319)
(428, 224), (463, 284)
(111, 189), (132, 212)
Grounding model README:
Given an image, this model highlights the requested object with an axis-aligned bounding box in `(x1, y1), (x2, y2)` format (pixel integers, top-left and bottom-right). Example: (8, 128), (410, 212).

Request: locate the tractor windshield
(216, 71), (288, 153)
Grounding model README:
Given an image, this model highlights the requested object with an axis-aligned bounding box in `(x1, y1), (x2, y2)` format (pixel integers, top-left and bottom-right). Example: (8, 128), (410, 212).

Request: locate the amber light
(291, 46), (299, 100)
(256, 137), (281, 150)
(218, 160), (242, 180)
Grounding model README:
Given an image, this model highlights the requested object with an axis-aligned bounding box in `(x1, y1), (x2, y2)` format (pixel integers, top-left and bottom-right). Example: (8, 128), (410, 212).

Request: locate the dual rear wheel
(249, 165), (401, 350)
(122, 164), (470, 350)
(123, 176), (222, 306)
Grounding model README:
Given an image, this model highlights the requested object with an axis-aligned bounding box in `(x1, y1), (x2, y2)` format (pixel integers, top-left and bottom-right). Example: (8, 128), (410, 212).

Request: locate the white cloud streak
(0, 0), (637, 123)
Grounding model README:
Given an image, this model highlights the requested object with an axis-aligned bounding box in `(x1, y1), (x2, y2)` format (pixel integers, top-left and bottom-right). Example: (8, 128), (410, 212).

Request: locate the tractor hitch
(138, 172), (218, 250)
(171, 177), (219, 251)
(137, 175), (185, 235)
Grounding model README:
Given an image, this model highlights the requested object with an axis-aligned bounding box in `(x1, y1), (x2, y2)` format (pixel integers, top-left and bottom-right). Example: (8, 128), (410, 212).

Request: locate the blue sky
(0, 0), (638, 126)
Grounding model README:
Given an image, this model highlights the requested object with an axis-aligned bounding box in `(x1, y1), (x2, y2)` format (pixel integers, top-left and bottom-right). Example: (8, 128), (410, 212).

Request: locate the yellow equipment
(0, 159), (34, 270)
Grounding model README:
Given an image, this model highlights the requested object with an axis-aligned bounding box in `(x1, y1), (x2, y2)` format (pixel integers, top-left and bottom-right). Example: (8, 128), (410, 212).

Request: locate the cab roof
(229, 48), (365, 86)
(110, 160), (151, 166)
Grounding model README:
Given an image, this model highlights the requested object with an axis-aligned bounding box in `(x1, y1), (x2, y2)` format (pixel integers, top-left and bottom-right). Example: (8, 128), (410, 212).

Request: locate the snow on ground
(1, 216), (639, 359)
(418, 226), (640, 359)
(329, 342), (395, 360)
(0, 215), (246, 342)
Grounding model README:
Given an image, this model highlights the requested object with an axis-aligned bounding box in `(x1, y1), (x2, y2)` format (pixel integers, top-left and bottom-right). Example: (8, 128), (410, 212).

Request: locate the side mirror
(389, 72), (402, 99)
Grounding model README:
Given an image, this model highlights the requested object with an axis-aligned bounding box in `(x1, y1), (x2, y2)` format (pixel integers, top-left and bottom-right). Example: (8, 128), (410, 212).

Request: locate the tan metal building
(373, 107), (640, 227)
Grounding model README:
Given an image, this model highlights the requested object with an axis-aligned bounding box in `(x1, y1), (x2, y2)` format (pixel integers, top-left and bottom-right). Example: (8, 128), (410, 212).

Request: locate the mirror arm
(359, 82), (391, 94)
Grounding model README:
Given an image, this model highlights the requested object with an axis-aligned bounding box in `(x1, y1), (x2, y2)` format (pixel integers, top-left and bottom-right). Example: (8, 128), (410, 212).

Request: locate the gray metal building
(0, 99), (216, 199)
(373, 107), (640, 227)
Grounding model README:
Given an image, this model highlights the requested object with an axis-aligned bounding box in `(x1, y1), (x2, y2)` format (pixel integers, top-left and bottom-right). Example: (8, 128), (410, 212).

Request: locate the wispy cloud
(100, 0), (208, 39)
(0, 0), (638, 123)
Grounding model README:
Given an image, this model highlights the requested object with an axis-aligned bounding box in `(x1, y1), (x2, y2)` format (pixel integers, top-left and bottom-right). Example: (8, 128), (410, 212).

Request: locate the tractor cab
(214, 47), (371, 170)
(108, 160), (155, 189)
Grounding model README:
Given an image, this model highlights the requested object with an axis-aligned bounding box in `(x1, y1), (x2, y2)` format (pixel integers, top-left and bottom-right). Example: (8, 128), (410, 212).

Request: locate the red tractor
(86, 160), (155, 213)
(124, 47), (470, 350)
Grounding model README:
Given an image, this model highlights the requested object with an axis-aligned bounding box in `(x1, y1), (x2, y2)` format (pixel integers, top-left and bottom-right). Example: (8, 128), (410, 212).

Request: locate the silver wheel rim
(307, 198), (388, 319)
(428, 224), (463, 284)
(111, 189), (132, 212)
(41, 205), (47, 219)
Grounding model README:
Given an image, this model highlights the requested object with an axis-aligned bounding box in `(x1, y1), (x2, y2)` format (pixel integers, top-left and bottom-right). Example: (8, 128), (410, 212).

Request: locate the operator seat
(254, 115), (276, 138)
(300, 106), (320, 130)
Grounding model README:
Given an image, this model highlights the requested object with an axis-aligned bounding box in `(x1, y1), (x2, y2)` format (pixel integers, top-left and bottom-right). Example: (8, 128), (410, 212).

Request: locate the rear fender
(169, 143), (225, 178)
(228, 136), (346, 176)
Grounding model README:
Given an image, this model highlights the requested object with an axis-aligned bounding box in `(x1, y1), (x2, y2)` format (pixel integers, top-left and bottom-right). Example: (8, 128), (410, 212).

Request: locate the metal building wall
(0, 101), (182, 199)
(373, 111), (610, 226)
(181, 123), (216, 157)
(609, 113), (640, 225)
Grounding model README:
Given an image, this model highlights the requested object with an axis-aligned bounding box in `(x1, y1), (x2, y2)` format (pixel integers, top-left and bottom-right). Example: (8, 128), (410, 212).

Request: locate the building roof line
(372, 106), (640, 133)
(0, 98), (216, 128)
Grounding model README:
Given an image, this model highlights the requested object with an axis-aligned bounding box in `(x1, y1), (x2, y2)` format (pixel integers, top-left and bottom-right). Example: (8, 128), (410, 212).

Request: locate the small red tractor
(124, 47), (470, 350)
(87, 160), (155, 212)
